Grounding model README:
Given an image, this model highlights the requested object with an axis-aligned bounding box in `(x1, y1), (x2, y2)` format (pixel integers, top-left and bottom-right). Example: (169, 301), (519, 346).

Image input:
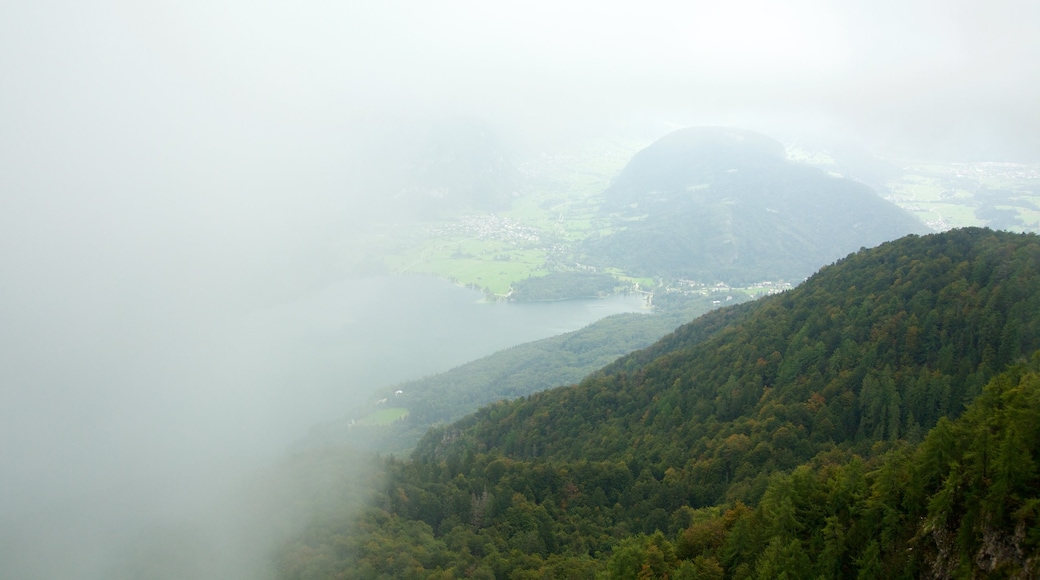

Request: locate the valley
(271, 130), (1040, 579)
(280, 228), (1040, 579)
(350, 135), (1040, 301)
(5, 2), (1037, 577)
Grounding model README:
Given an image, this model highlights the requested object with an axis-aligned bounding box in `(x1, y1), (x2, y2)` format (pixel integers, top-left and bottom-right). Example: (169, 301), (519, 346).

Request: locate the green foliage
(509, 271), (622, 302)
(356, 407), (409, 426)
(277, 229), (1040, 578)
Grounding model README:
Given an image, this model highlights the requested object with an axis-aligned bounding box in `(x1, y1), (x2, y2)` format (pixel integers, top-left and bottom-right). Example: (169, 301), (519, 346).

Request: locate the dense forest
(278, 229), (1040, 578)
(509, 272), (622, 302)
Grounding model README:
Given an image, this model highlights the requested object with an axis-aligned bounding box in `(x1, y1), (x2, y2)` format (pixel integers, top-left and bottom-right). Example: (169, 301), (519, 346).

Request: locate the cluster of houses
(434, 214), (542, 247)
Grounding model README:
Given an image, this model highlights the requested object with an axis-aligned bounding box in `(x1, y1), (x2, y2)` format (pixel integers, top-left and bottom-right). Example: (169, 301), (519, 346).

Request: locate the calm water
(230, 274), (648, 443)
(2, 273), (647, 515)
(0, 274), (648, 579)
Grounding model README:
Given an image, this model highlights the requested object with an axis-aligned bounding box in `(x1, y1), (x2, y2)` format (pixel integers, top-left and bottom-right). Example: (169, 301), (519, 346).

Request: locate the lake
(2, 274), (648, 513)
(224, 274), (649, 449)
(0, 274), (648, 579)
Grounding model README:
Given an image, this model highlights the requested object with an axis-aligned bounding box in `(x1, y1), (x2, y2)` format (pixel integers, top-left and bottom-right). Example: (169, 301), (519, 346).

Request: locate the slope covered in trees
(508, 272), (622, 302)
(579, 127), (929, 284)
(278, 228), (1040, 578)
(299, 295), (727, 456)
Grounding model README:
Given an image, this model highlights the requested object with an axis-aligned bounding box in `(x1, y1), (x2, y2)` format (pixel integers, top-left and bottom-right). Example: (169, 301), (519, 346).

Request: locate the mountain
(277, 228), (1040, 579)
(580, 127), (929, 284)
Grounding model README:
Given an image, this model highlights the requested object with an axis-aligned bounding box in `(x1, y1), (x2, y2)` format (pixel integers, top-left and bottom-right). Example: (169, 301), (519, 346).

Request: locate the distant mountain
(278, 229), (1040, 579)
(580, 126), (929, 284)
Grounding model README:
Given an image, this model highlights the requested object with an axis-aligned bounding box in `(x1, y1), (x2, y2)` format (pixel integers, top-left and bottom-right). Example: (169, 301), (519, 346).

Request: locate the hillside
(579, 127), (930, 284)
(277, 228), (1040, 578)
(299, 295), (729, 456)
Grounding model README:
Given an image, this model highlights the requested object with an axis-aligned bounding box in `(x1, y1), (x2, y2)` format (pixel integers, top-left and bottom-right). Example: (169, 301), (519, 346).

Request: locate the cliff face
(927, 512), (1039, 579)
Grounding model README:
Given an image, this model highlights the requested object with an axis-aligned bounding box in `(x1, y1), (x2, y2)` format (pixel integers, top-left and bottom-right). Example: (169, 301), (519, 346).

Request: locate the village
(430, 213), (543, 247)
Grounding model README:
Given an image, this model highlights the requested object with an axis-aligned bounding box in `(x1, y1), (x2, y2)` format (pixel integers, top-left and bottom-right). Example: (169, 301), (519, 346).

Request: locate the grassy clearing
(357, 407), (410, 426)
(436, 258), (546, 296)
(934, 204), (983, 225)
(899, 202), (982, 230)
(388, 236), (548, 295)
(886, 175), (945, 202)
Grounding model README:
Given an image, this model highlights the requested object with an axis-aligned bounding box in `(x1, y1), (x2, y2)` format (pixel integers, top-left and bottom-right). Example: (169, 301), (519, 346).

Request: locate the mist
(1, 0), (1037, 577)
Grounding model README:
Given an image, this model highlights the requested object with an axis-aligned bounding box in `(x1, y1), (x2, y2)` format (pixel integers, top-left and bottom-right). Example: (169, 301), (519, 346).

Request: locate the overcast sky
(4, 0), (1039, 162)
(3, 0), (1037, 341)
(1, 1), (1037, 576)
(3, 0), (1038, 473)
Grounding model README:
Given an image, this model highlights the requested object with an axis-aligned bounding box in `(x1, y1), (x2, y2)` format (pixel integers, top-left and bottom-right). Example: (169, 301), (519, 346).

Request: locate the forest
(508, 272), (622, 302)
(277, 228), (1040, 578)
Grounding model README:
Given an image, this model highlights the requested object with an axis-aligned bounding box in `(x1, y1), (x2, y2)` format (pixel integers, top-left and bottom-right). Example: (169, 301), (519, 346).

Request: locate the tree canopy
(277, 228), (1040, 578)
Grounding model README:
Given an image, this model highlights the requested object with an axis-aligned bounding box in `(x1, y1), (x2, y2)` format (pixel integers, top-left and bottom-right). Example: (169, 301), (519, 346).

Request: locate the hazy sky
(4, 0), (1038, 162)
(0, 0), (1037, 575)
(3, 0), (1038, 498)
(3, 0), (1037, 364)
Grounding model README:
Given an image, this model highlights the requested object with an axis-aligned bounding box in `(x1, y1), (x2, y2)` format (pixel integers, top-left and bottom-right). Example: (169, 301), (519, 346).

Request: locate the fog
(1, 0), (1037, 577)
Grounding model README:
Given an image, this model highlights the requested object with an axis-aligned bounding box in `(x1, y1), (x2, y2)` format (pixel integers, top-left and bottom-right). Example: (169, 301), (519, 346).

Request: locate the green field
(384, 238), (550, 296)
(356, 407), (410, 426)
(373, 144), (639, 296)
(787, 148), (1040, 234)
(883, 162), (1040, 232)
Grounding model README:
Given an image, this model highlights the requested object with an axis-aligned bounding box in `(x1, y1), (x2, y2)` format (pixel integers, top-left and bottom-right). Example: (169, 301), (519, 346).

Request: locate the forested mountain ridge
(579, 126), (929, 284)
(278, 228), (1040, 579)
(416, 228), (1039, 478)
